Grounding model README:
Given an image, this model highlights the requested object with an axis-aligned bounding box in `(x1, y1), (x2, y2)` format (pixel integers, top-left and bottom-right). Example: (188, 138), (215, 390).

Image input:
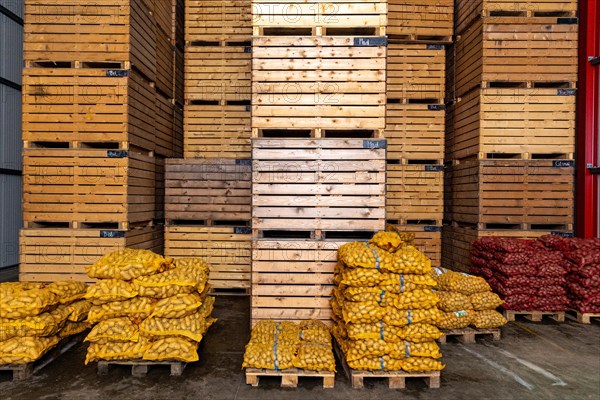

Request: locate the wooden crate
(172, 0), (185, 48)
(385, 103), (445, 162)
(165, 159), (251, 223)
(441, 225), (573, 272)
(19, 225), (164, 282)
(387, 0), (453, 40)
(152, 0), (173, 39)
(252, 139), (386, 236)
(387, 43), (445, 102)
(252, 239), (350, 325)
(455, 0), (578, 36)
(186, 0), (252, 42)
(445, 159), (574, 228)
(173, 47), (184, 105)
(252, 0), (387, 34)
(156, 32), (175, 98)
(386, 163), (443, 226)
(183, 103), (251, 159)
(24, 0), (157, 81)
(252, 36), (386, 131)
(185, 45), (251, 102)
(164, 225), (251, 290)
(454, 17), (579, 97)
(445, 87), (576, 160)
(386, 223), (442, 266)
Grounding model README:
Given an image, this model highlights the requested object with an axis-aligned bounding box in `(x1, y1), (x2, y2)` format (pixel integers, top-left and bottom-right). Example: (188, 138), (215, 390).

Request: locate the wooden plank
(388, 0), (453, 38)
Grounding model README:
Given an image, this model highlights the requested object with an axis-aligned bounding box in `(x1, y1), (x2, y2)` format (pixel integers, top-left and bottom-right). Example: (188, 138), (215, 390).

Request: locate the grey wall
(0, 0), (23, 275)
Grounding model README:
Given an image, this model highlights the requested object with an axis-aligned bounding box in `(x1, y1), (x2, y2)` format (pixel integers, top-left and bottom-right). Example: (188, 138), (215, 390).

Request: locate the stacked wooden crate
(443, 0), (578, 272)
(384, 2), (454, 266)
(20, 0), (184, 282)
(250, 0), (388, 325)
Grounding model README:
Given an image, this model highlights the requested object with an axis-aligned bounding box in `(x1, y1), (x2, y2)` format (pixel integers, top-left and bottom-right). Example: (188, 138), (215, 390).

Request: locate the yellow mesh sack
(86, 248), (173, 280)
(46, 281), (88, 304)
(346, 339), (388, 361)
(135, 260), (208, 298)
(85, 317), (140, 343)
(342, 301), (385, 324)
(87, 297), (156, 324)
(0, 336), (61, 365)
(143, 337), (199, 363)
(242, 343), (296, 370)
(436, 270), (490, 295)
(383, 308), (442, 327)
(388, 341), (442, 359)
(470, 292), (504, 311)
(392, 289), (439, 310)
(0, 286), (59, 319)
(379, 273), (437, 293)
(437, 291), (473, 312)
(85, 337), (151, 364)
(337, 267), (381, 287)
(0, 305), (71, 341)
(338, 242), (393, 270)
(472, 310), (507, 329)
(343, 287), (396, 307)
(369, 231), (403, 253)
(293, 342), (336, 372)
(66, 300), (91, 322)
(299, 320), (331, 344)
(250, 321), (300, 346)
(346, 321), (402, 342)
(437, 310), (474, 330)
(401, 357), (445, 372)
(150, 292), (203, 319)
(84, 280), (139, 305)
(385, 226), (416, 246)
(390, 246), (432, 274)
(140, 313), (216, 342)
(58, 321), (91, 338)
(347, 355), (404, 371)
(331, 297), (343, 320)
(398, 324), (443, 343)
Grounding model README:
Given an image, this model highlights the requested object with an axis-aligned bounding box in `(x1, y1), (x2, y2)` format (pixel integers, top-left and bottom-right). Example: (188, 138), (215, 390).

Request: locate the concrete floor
(1, 296), (599, 400)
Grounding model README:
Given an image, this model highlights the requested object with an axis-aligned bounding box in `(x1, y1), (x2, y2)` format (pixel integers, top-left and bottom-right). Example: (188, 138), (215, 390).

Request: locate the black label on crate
(557, 89), (577, 96)
(557, 17), (578, 25)
(245, 105), (251, 112)
(99, 230), (126, 238)
(234, 227), (251, 235)
(363, 140), (387, 149)
(105, 69), (128, 77)
(551, 231), (575, 238)
(107, 150), (128, 158)
(244, 46), (252, 53)
(236, 159), (252, 166)
(428, 104), (445, 111)
(354, 37), (387, 47)
(553, 160), (575, 168)
(424, 226), (442, 232)
(425, 165), (444, 172)
(427, 44), (444, 50)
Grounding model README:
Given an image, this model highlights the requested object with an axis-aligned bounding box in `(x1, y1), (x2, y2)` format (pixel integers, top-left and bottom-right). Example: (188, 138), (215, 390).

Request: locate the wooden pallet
(445, 159), (574, 227)
(252, 0), (387, 33)
(438, 328), (501, 344)
(19, 225), (164, 282)
(185, 0), (252, 42)
(386, 163), (443, 226)
(455, 0), (578, 35)
(566, 310), (600, 325)
(245, 368), (335, 388)
(252, 36), (386, 131)
(164, 224), (251, 290)
(385, 103), (445, 162)
(445, 87), (576, 160)
(165, 158), (251, 222)
(454, 17), (578, 97)
(184, 45), (251, 102)
(0, 333), (83, 382)
(252, 139), (386, 234)
(386, 223), (442, 266)
(184, 103), (251, 159)
(503, 310), (566, 323)
(387, 43), (445, 102)
(388, 0), (453, 40)
(97, 360), (186, 377)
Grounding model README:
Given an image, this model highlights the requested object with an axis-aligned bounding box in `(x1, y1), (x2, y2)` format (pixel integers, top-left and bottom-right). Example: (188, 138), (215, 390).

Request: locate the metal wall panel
(0, 174), (22, 269)
(0, 85), (22, 170)
(0, 0), (24, 19)
(0, 15), (23, 85)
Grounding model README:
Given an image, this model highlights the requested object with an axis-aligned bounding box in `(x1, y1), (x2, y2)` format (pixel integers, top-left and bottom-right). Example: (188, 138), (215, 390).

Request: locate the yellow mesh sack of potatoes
(385, 226), (416, 246)
(0, 336), (61, 365)
(135, 259), (208, 298)
(143, 337), (199, 363)
(58, 321), (91, 338)
(342, 301), (385, 324)
(383, 308), (442, 327)
(85, 337), (151, 364)
(0, 285), (59, 319)
(379, 273), (437, 293)
(398, 324), (444, 343)
(388, 341), (442, 359)
(87, 297), (156, 324)
(140, 313), (217, 342)
(250, 321), (300, 346)
(343, 287), (395, 307)
(338, 242), (393, 270)
(150, 292), (203, 319)
(330, 297), (343, 321)
(85, 317), (140, 343)
(0, 305), (71, 341)
(392, 289), (439, 310)
(437, 310), (474, 330)
(293, 342), (336, 371)
(242, 343), (296, 370)
(345, 339), (388, 361)
(389, 246), (432, 274)
(65, 300), (91, 322)
(369, 231), (403, 253)
(347, 355), (404, 371)
(46, 281), (88, 304)
(437, 291), (473, 312)
(84, 280), (139, 305)
(436, 270), (490, 295)
(86, 248), (173, 280)
(401, 357), (445, 372)
(337, 266), (382, 287)
(470, 292), (504, 311)
(472, 310), (507, 329)
(346, 321), (401, 342)
(299, 320), (331, 344)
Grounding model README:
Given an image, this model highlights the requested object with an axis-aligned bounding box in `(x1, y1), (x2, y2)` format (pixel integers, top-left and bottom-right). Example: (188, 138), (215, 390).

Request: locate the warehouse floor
(1, 297), (599, 400)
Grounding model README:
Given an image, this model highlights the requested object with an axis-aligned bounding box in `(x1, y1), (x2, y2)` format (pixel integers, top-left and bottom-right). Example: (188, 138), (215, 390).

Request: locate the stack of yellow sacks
(242, 320), (336, 372)
(0, 281), (90, 364)
(431, 267), (507, 330)
(331, 232), (445, 372)
(84, 249), (217, 364)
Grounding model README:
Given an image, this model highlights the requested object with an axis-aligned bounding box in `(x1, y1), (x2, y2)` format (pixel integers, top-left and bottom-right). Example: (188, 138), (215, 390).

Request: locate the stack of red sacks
(470, 236), (569, 311)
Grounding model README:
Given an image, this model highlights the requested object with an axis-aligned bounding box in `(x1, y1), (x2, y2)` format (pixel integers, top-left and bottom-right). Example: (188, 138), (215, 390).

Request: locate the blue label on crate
(234, 227), (251, 235)
(557, 17), (578, 25)
(244, 46), (252, 53)
(354, 37), (387, 47)
(105, 69), (128, 77)
(553, 160), (574, 167)
(427, 44), (444, 50)
(236, 159), (252, 166)
(100, 230), (126, 238)
(424, 226), (442, 232)
(551, 231), (575, 238)
(557, 89), (577, 96)
(107, 150), (128, 158)
(363, 140), (387, 149)
(428, 104), (445, 111)
(425, 165), (444, 172)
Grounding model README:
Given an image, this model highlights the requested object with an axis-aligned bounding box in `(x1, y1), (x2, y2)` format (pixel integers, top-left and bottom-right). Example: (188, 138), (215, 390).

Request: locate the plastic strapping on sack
(407, 309), (413, 325)
(379, 356), (385, 371)
(433, 267), (446, 276)
(379, 290), (386, 305)
(274, 322), (281, 371)
(379, 320), (385, 340)
(405, 341), (411, 357)
(366, 244), (380, 270)
(400, 274), (405, 293)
